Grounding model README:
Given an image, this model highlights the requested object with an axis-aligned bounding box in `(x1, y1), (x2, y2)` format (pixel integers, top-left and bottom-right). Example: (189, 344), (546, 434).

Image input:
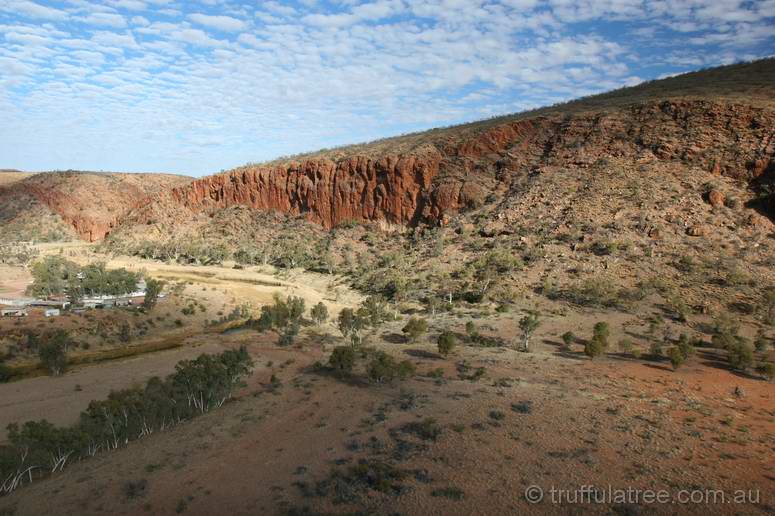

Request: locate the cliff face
(167, 100), (774, 230)
(172, 152), (445, 229)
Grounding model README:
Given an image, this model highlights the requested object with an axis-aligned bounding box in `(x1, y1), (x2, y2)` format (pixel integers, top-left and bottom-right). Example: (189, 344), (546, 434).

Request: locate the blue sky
(0, 0), (773, 177)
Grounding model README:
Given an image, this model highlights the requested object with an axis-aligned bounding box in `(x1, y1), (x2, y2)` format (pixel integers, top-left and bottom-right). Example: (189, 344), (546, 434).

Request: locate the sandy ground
(0, 244), (772, 515)
(0, 265), (31, 298)
(0, 310), (772, 515)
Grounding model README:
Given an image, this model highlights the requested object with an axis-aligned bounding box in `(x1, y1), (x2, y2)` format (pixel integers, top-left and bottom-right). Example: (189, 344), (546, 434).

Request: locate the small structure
(44, 308), (61, 317)
(1, 308), (28, 317)
(29, 300), (70, 309)
(114, 298), (131, 307)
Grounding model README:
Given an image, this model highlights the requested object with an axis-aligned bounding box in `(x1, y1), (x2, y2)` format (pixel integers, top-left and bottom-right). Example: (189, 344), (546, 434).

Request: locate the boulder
(707, 189), (725, 208)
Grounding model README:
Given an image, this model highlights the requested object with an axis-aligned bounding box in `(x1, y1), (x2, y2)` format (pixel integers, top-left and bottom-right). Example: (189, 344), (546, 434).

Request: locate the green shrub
(675, 255), (698, 273)
(278, 322), (299, 347)
(338, 308), (365, 346)
(667, 347), (685, 370)
(256, 308), (274, 332)
(593, 322), (610, 345)
(649, 341), (663, 357)
(585, 335), (606, 359)
(561, 331), (575, 349)
(518, 313), (540, 352)
(123, 479), (148, 499)
(567, 277), (617, 307)
(676, 333), (695, 360)
(401, 418), (442, 441)
(142, 278), (164, 310)
(489, 410), (505, 421)
(465, 321), (479, 341)
(431, 487), (465, 500)
(754, 333), (770, 352)
(437, 331), (456, 357)
(726, 338), (754, 371)
(402, 317), (428, 343)
(756, 362), (774, 381)
(311, 302), (328, 326)
(38, 330), (70, 376)
(118, 322), (131, 344)
(329, 346), (356, 375)
(668, 295), (690, 322)
(367, 352), (415, 383)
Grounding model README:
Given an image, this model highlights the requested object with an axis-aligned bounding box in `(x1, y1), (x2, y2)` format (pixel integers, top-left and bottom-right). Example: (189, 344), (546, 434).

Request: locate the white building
(1, 309), (28, 317)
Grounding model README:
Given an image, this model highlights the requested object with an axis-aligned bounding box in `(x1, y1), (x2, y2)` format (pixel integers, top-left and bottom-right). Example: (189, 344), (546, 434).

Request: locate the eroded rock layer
(167, 100), (774, 230)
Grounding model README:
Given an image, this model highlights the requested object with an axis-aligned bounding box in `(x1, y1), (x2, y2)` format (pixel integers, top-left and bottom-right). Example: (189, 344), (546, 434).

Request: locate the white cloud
(0, 0), (772, 175)
(4, 31), (53, 46)
(2, 0), (68, 20)
(131, 16), (150, 26)
(111, 0), (147, 10)
(188, 13), (247, 32)
(77, 12), (128, 28)
(91, 31), (138, 49)
(169, 28), (227, 47)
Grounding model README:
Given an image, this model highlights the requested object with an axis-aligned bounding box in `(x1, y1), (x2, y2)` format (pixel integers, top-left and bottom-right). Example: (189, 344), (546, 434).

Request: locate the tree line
(29, 256), (140, 300)
(0, 347), (253, 495)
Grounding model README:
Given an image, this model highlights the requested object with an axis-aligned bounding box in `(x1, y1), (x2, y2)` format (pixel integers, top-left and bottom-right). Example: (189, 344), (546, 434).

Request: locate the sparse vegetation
(437, 331), (456, 357)
(517, 313), (540, 352)
(329, 346), (356, 376)
(561, 331), (575, 350)
(585, 322), (609, 359)
(402, 317), (428, 343)
(38, 330), (70, 376)
(311, 301), (328, 326)
(367, 352), (415, 383)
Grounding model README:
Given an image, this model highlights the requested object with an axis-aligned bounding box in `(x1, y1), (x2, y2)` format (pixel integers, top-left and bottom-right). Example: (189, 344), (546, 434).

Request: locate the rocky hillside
(98, 59), (775, 329)
(0, 171), (191, 242)
(137, 60), (773, 235)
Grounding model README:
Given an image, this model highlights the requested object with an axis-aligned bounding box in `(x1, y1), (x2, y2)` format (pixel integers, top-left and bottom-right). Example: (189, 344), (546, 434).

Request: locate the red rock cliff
(172, 152), (446, 229)
(168, 100), (774, 229)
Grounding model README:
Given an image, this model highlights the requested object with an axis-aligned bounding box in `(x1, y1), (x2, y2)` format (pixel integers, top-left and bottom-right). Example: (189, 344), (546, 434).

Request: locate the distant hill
(0, 171), (192, 242)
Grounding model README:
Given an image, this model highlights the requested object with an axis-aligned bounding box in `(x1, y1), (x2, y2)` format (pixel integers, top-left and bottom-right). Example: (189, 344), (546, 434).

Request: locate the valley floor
(0, 292), (772, 515)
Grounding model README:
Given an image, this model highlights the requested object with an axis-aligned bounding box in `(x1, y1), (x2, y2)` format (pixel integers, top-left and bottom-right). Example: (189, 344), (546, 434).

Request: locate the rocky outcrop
(172, 152), (446, 229)
(167, 99), (775, 231)
(707, 189), (725, 207)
